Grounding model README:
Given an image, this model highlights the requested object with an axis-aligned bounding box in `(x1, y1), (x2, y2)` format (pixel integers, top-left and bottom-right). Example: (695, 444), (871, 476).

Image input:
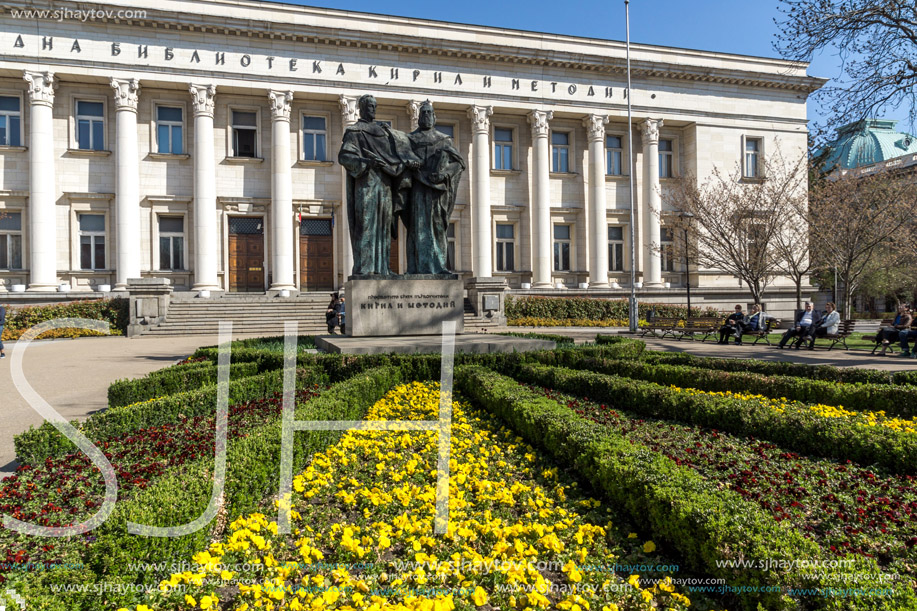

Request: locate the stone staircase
(142, 293), (499, 336)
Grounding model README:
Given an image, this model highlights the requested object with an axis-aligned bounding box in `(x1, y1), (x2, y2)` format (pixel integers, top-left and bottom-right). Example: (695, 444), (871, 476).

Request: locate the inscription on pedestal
(346, 278), (463, 336)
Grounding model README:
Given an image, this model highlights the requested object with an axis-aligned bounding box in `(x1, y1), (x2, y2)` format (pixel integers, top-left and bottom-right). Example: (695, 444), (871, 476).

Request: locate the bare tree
(772, 156), (815, 310)
(775, 0), (917, 135)
(807, 169), (917, 316)
(662, 153), (804, 305)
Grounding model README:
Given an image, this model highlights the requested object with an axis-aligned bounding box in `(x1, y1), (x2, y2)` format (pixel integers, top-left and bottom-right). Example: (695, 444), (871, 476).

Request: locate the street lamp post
(680, 212), (694, 316)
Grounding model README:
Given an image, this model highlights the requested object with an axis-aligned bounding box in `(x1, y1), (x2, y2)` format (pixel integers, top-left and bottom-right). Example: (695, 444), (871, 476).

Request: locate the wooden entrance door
(228, 217), (265, 292)
(299, 218), (333, 291)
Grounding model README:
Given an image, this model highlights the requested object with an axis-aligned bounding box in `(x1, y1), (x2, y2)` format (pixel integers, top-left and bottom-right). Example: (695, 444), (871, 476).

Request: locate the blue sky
(263, 0), (912, 139)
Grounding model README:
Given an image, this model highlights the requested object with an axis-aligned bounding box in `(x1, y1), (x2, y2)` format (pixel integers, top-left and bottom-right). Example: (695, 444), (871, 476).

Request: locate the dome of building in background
(820, 119), (917, 171)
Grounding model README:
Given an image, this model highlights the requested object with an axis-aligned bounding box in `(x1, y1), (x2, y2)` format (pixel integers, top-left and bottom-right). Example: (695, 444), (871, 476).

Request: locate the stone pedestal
(126, 277), (173, 337)
(466, 276), (508, 325)
(345, 277), (463, 337)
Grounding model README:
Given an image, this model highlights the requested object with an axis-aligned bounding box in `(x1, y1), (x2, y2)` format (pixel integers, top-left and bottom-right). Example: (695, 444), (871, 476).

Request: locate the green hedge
(455, 366), (913, 611)
(14, 367), (327, 464)
(12, 366), (401, 611)
(642, 351), (917, 385)
(495, 331), (575, 344)
(1, 298), (129, 339)
(514, 364), (917, 476)
(562, 354), (917, 418)
(505, 295), (719, 321)
(107, 361), (259, 408)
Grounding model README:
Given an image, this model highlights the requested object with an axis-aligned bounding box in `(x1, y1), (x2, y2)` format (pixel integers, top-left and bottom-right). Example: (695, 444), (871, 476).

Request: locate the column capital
(467, 105), (493, 134)
(110, 77), (140, 112)
(527, 109), (553, 137)
(23, 70), (55, 107)
(189, 83), (216, 118)
(339, 94), (358, 126)
(583, 114), (609, 143)
(639, 118), (664, 146)
(268, 90), (294, 121)
(407, 100), (422, 131)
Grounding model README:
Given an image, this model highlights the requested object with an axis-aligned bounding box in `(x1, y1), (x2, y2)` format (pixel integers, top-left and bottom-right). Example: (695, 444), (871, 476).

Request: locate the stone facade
(0, 0), (823, 309)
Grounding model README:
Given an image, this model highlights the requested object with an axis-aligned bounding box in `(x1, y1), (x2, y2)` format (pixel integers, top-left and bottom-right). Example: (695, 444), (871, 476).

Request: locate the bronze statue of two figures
(339, 96), (465, 277)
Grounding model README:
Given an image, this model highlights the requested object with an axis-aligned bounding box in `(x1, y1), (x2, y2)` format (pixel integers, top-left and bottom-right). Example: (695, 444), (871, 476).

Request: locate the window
(744, 138), (761, 178)
(437, 124), (454, 138)
(660, 227), (675, 272)
(608, 226), (624, 272)
(158, 216), (184, 270)
(0, 96), (21, 147)
(231, 110), (258, 158)
(553, 224), (571, 272)
(0, 212), (22, 269)
(302, 116), (327, 161)
(79, 213), (106, 270)
(551, 132), (570, 173)
(493, 128), (513, 170)
(76, 100), (104, 151)
(659, 139), (674, 178)
(156, 106), (183, 155)
(446, 222), (456, 271)
(495, 223), (515, 272)
(606, 135), (623, 176)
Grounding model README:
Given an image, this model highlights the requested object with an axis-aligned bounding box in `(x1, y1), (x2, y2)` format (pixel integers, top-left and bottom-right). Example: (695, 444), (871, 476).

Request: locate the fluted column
(23, 71), (57, 291)
(189, 84), (219, 290)
(339, 95), (358, 282)
(528, 109), (553, 288)
(584, 114), (610, 288)
(269, 90), (295, 290)
(468, 105), (493, 278)
(640, 118), (664, 287)
(111, 78), (141, 290)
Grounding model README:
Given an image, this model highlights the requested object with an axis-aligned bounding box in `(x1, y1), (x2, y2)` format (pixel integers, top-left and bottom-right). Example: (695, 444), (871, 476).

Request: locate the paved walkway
(2, 327), (915, 479)
(0, 332), (263, 478)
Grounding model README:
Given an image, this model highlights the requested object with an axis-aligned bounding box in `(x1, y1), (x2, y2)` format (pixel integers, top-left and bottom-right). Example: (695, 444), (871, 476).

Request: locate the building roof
(822, 119), (917, 171)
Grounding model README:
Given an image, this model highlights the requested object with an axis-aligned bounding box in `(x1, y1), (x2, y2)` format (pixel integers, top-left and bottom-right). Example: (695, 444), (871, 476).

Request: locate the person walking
(0, 303), (6, 359)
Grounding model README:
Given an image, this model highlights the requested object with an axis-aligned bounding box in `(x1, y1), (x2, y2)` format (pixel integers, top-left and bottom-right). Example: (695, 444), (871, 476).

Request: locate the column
(640, 118), (664, 287)
(23, 71), (57, 291)
(584, 114), (610, 288)
(111, 78), (141, 290)
(189, 84), (219, 290)
(269, 90), (295, 290)
(339, 95), (358, 282)
(467, 105), (493, 278)
(528, 109), (553, 288)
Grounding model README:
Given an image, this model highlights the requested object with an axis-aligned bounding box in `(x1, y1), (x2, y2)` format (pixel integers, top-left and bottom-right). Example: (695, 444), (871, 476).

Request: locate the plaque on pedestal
(345, 277), (463, 337)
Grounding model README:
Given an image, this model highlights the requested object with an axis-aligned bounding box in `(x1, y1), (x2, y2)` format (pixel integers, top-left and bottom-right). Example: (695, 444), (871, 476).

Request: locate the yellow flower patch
(146, 381), (690, 611)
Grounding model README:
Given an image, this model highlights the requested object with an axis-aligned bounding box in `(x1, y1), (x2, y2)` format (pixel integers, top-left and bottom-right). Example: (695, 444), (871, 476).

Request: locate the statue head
(418, 100), (435, 130)
(358, 94), (377, 122)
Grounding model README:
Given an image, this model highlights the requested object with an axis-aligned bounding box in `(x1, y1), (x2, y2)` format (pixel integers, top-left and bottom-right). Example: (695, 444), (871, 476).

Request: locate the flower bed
(528, 384), (917, 579)
(515, 364), (917, 475)
(146, 381), (693, 611)
(1, 298), (129, 340)
(505, 295), (719, 321)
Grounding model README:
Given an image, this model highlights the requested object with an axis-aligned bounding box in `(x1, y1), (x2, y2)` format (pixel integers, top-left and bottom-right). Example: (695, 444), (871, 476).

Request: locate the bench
(639, 317), (681, 339)
(810, 319), (856, 351)
(868, 318), (913, 354)
(745, 318), (781, 346)
(675, 317), (722, 342)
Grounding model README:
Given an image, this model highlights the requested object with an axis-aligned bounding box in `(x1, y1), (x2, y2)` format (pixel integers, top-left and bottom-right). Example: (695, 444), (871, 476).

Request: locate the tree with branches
(662, 152), (807, 305)
(806, 168), (917, 316)
(776, 0), (917, 136)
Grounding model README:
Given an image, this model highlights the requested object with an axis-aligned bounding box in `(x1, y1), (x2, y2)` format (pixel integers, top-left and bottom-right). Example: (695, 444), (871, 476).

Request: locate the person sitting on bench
(876, 304), (912, 355)
(778, 301), (815, 349)
(737, 303), (773, 344)
(804, 302), (839, 350)
(718, 304), (745, 345)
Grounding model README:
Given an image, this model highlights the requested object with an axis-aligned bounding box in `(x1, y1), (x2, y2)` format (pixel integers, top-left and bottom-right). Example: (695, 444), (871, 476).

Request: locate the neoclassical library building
(0, 0), (823, 311)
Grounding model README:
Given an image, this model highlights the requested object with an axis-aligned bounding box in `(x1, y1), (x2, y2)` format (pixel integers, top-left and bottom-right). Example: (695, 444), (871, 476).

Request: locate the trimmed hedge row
(562, 353), (917, 418)
(514, 364), (917, 475)
(456, 366), (914, 611)
(642, 351), (917, 386)
(14, 366), (327, 464)
(1, 298), (129, 339)
(107, 361), (259, 408)
(495, 331), (576, 344)
(12, 366), (401, 611)
(505, 295), (720, 320)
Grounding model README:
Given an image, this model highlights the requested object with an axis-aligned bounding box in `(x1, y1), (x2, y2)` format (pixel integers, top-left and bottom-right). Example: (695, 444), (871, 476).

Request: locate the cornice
(0, 0), (826, 94)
